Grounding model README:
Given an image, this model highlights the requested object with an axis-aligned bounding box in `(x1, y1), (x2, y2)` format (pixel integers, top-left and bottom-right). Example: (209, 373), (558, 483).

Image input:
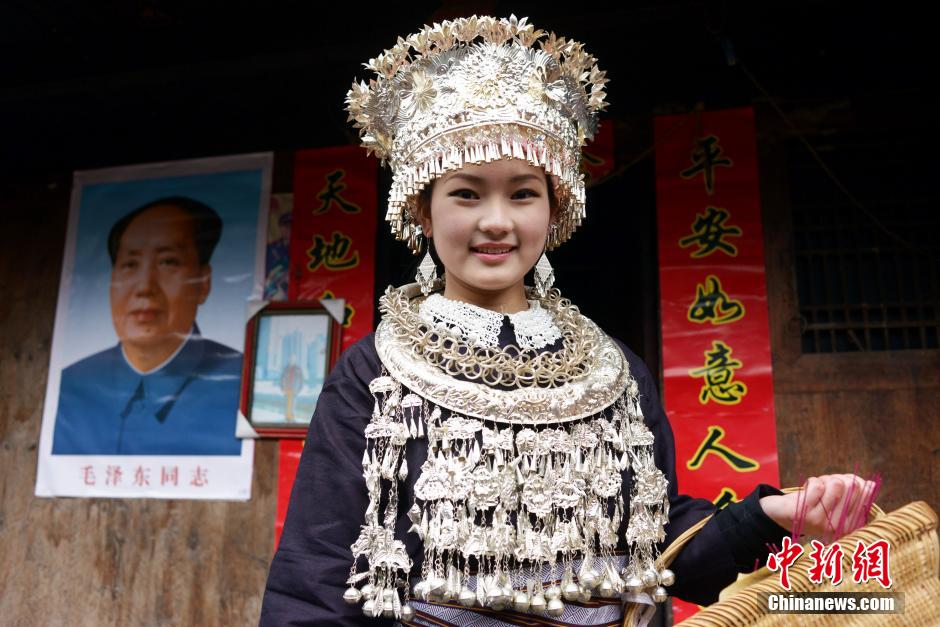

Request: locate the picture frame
(241, 302), (343, 438)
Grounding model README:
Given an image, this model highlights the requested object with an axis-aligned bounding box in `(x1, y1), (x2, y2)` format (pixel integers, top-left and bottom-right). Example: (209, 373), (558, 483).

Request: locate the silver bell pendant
(659, 568), (676, 587)
(625, 575), (644, 594)
(546, 597), (565, 617)
(562, 582), (582, 601)
(512, 590), (531, 612)
(458, 587), (476, 607)
(400, 603), (416, 622)
(529, 592), (547, 613)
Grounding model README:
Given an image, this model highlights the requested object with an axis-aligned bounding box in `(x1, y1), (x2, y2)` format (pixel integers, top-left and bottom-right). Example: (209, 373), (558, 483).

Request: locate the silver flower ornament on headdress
(345, 15), (609, 253)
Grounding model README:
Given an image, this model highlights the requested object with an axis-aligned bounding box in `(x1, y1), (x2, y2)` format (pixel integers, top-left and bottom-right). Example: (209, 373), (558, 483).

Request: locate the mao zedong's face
(110, 204), (211, 370)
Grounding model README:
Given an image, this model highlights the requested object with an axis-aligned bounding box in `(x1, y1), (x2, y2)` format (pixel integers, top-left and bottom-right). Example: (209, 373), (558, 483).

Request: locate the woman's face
(421, 158), (552, 308)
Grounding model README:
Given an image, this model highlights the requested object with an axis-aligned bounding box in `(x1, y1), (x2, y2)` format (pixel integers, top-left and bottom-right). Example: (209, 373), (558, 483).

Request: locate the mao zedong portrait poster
(36, 154), (272, 499)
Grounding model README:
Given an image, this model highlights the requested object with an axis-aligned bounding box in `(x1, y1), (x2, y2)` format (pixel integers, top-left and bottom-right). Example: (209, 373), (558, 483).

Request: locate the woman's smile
(469, 242), (517, 263)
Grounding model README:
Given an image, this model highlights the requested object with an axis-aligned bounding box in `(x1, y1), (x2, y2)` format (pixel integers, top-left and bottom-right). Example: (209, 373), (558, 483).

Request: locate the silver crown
(346, 15), (609, 253)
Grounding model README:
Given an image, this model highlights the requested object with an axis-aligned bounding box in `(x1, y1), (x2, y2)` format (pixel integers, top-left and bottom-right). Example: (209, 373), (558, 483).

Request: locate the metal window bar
(788, 133), (938, 353)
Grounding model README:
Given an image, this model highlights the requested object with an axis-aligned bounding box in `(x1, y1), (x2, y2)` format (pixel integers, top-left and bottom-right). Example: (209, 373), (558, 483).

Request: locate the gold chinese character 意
(689, 340), (748, 404)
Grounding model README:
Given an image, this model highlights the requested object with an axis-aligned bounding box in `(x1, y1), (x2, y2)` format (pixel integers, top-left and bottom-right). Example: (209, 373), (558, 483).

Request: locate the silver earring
(533, 252), (555, 298)
(416, 241), (439, 296)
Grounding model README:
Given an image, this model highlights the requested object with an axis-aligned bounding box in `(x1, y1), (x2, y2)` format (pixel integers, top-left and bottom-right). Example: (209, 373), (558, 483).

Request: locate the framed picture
(241, 302), (343, 437)
(36, 152), (271, 500)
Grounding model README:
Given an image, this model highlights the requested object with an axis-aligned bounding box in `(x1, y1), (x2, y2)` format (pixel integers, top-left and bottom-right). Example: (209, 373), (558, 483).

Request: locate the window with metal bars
(788, 130), (938, 353)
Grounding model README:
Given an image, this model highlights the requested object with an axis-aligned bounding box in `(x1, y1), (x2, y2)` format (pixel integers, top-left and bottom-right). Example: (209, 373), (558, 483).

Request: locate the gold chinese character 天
(679, 135), (733, 194)
(679, 207), (743, 258)
(686, 426), (759, 472)
(689, 340), (748, 404)
(688, 275), (745, 325)
(314, 170), (361, 215)
(306, 231), (360, 272)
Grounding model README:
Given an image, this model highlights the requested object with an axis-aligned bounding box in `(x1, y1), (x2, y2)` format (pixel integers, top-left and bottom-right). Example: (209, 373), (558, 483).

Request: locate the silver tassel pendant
(533, 252), (554, 297)
(416, 249), (439, 296)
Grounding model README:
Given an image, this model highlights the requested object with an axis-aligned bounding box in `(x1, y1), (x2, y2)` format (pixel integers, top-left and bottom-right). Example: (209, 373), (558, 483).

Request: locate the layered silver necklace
(343, 285), (674, 622)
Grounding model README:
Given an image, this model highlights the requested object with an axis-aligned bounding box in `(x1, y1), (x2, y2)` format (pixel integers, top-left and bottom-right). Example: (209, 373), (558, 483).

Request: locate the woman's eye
(449, 188), (479, 200)
(512, 188), (539, 200)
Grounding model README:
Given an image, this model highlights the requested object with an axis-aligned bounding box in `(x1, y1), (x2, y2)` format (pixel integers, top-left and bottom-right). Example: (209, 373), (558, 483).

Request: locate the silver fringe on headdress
(345, 15), (609, 253)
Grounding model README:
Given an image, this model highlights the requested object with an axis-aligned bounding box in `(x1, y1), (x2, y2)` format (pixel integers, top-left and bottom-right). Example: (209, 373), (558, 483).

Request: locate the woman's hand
(759, 474), (877, 539)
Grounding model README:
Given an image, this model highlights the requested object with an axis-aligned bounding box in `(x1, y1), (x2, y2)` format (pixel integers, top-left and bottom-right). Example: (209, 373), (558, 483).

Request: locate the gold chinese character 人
(679, 135), (733, 194)
(679, 207), (742, 258)
(688, 275), (745, 325)
(689, 340), (748, 404)
(306, 231), (360, 272)
(712, 487), (739, 509)
(314, 170), (361, 215)
(686, 426), (759, 472)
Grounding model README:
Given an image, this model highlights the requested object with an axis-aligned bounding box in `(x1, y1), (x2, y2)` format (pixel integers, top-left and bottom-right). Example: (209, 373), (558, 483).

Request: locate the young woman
(261, 16), (872, 626)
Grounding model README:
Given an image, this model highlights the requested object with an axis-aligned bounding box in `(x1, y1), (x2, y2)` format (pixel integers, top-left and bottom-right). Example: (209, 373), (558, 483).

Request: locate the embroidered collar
(418, 292), (562, 350)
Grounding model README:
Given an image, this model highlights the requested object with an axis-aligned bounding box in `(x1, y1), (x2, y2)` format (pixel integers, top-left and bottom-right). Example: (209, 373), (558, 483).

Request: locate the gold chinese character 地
(678, 207), (742, 258)
(306, 231), (360, 272)
(689, 340), (748, 404)
(688, 275), (745, 325)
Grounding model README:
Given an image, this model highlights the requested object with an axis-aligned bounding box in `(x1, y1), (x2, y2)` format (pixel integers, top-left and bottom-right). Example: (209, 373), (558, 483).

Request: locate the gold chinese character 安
(678, 207), (742, 258)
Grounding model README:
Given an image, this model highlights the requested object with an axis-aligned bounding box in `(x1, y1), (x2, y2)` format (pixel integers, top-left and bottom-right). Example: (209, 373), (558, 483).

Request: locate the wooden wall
(0, 176), (279, 625)
(758, 108), (940, 516)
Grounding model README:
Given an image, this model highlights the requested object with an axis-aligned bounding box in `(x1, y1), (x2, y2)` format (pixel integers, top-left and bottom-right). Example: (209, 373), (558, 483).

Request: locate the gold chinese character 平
(689, 340), (748, 404)
(688, 275), (745, 325)
(679, 207), (743, 258)
(679, 135), (733, 194)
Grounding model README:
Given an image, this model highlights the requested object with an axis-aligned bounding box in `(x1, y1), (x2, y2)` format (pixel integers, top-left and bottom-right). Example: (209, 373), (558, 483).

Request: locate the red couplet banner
(275, 146), (378, 547)
(655, 107), (780, 621)
(289, 145), (377, 349)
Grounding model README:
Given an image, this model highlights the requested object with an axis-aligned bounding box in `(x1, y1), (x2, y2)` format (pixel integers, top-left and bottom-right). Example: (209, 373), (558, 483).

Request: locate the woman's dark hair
(107, 196), (223, 266)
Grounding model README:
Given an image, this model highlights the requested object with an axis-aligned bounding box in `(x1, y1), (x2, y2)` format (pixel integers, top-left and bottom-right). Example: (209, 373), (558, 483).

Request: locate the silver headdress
(345, 15), (609, 253)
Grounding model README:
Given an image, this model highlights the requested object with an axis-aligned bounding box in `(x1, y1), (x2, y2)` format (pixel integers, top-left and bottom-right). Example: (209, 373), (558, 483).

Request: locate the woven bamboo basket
(624, 497), (940, 626)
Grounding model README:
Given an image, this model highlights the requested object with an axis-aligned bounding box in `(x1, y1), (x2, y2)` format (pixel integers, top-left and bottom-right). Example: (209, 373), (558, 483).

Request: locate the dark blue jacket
(261, 326), (787, 625)
(52, 327), (243, 456)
